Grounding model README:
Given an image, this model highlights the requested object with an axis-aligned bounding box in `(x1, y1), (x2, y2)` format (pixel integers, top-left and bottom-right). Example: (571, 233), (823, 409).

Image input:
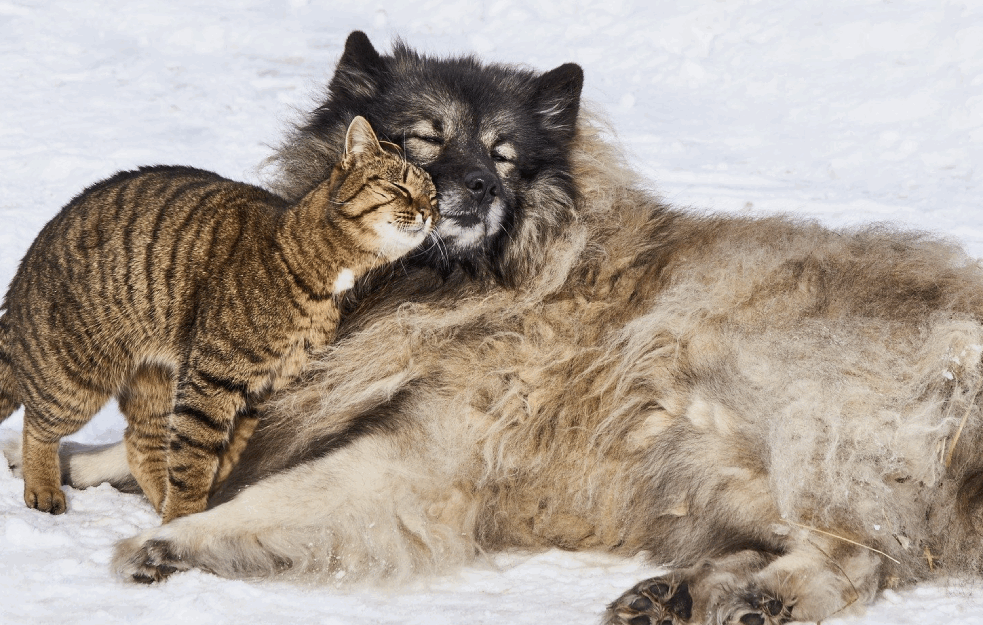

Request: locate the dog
(10, 31), (983, 625)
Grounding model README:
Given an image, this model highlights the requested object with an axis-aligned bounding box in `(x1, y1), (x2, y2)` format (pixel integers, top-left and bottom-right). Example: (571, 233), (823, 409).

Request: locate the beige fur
(48, 108), (983, 622)
(36, 106), (983, 621)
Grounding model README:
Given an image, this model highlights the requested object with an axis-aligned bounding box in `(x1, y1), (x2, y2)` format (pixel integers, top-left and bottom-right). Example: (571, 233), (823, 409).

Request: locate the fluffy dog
(17, 32), (983, 625)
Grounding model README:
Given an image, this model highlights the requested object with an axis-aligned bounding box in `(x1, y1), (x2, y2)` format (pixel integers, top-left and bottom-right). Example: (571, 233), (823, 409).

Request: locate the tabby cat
(0, 116), (437, 522)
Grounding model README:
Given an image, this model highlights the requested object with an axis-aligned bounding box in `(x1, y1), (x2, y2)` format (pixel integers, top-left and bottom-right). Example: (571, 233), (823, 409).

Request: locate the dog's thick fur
(22, 33), (983, 624)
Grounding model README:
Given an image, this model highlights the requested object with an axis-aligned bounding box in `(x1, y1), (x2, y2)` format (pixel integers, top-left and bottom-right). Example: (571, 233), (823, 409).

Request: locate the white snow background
(2, 1), (983, 623)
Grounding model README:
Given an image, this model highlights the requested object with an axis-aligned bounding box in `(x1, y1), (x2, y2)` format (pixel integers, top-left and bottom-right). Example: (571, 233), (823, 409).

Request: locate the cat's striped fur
(0, 116), (437, 522)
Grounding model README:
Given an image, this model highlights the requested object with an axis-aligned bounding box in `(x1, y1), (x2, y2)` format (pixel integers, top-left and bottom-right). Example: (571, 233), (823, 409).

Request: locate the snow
(2, 0), (983, 623)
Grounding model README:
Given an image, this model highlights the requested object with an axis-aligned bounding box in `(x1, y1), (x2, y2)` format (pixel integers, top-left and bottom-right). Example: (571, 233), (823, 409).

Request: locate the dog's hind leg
(605, 529), (883, 625)
(712, 529), (882, 624)
(60, 440), (140, 492)
(4, 437), (141, 494)
(604, 550), (774, 625)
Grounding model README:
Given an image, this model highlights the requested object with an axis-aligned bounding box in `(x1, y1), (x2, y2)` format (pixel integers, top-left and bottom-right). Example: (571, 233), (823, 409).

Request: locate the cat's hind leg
(21, 413), (67, 513)
(118, 362), (176, 512)
(0, 321), (24, 424)
(21, 392), (110, 514)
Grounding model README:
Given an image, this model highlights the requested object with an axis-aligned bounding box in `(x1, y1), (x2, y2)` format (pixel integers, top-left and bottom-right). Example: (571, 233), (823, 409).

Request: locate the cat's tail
(0, 313), (22, 423)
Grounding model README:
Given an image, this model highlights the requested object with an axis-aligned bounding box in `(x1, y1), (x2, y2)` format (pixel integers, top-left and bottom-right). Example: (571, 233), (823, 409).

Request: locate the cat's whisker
(426, 231), (450, 264)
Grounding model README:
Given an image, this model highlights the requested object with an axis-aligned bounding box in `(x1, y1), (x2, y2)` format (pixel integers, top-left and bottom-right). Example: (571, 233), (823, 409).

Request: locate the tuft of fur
(47, 33), (983, 623)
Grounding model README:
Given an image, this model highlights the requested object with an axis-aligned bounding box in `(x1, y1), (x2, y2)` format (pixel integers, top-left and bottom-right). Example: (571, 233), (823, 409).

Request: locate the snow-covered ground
(2, 1), (983, 623)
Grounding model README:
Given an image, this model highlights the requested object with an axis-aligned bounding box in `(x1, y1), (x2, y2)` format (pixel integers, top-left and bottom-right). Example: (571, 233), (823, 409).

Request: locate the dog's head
(273, 31), (583, 280)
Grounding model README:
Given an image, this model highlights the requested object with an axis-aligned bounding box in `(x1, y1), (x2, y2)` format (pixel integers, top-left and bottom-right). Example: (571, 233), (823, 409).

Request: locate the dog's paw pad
(115, 537), (188, 583)
(720, 591), (791, 625)
(605, 577), (693, 625)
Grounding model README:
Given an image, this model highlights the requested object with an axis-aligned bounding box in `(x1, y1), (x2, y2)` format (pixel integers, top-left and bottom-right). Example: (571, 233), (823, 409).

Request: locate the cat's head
(329, 116), (438, 261)
(269, 32), (583, 283)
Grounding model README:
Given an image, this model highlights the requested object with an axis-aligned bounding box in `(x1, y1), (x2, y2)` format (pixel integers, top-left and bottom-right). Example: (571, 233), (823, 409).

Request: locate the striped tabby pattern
(0, 116), (437, 522)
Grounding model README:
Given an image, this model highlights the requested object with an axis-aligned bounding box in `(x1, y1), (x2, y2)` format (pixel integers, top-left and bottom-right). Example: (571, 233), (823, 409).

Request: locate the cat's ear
(534, 63), (584, 138)
(344, 116), (384, 159)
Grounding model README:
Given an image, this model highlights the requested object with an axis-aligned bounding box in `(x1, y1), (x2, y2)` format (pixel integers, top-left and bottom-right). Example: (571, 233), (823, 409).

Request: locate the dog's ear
(534, 63), (584, 136)
(339, 31), (384, 77)
(329, 31), (387, 101)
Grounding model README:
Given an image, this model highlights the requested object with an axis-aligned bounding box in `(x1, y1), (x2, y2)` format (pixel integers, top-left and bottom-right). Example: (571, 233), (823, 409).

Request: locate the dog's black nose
(464, 170), (499, 204)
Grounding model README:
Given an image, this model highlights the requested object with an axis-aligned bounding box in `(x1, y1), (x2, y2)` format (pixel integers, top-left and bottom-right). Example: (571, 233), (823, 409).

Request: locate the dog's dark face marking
(300, 31), (584, 276)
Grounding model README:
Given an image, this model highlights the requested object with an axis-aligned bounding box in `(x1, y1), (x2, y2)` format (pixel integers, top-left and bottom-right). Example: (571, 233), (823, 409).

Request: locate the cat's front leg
(162, 365), (249, 522)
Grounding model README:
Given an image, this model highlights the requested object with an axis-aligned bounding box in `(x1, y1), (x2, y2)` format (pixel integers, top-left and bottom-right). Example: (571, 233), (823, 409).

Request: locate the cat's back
(44, 165), (280, 239)
(4, 165), (287, 337)
(13, 165), (282, 278)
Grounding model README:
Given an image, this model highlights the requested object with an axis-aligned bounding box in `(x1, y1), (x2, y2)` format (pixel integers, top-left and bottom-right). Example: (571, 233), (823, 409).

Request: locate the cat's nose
(418, 197), (439, 225)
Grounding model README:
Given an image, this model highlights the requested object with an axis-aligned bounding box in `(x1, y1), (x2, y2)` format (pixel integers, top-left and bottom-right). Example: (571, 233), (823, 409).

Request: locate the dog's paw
(605, 576), (693, 625)
(715, 589), (792, 625)
(114, 535), (189, 583)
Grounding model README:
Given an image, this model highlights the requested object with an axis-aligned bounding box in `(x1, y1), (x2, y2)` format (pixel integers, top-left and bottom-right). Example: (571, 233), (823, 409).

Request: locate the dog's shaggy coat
(25, 32), (983, 625)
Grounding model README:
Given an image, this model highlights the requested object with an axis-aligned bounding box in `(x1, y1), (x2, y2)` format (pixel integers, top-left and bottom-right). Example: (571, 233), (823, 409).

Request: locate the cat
(0, 115), (437, 523)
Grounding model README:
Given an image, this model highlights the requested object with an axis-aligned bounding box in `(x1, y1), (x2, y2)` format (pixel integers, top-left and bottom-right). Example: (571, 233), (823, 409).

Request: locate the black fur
(270, 31), (584, 282)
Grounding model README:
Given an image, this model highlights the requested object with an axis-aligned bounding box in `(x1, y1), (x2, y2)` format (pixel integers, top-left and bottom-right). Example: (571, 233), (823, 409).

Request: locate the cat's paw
(114, 535), (190, 583)
(24, 483), (66, 514)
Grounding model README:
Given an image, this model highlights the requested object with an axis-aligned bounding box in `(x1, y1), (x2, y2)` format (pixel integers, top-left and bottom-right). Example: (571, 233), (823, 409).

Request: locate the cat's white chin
(374, 219), (433, 260)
